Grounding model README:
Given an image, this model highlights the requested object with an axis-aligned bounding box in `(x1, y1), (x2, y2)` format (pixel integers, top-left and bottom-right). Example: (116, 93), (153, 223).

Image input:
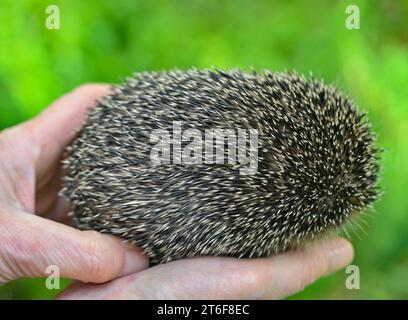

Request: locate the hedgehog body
(62, 70), (380, 264)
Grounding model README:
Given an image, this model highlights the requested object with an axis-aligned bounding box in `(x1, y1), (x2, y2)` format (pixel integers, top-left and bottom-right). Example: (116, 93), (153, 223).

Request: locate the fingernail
(326, 239), (354, 272)
(121, 249), (149, 276)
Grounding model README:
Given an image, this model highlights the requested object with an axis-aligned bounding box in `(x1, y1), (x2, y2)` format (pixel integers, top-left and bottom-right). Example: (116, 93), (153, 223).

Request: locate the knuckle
(82, 231), (117, 283)
(0, 224), (41, 281)
(87, 243), (109, 282)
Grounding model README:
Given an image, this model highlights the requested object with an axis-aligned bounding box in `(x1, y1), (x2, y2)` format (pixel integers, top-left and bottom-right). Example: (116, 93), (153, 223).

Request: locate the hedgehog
(62, 69), (380, 265)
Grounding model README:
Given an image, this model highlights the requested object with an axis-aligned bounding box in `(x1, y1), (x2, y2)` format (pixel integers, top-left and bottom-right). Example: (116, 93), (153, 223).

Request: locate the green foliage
(0, 0), (407, 299)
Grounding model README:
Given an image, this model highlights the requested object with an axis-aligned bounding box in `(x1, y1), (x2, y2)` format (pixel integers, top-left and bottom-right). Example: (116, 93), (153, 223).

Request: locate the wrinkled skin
(0, 84), (353, 299)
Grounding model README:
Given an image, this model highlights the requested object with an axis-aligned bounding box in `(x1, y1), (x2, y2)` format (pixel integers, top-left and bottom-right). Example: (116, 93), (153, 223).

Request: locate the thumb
(0, 211), (148, 284)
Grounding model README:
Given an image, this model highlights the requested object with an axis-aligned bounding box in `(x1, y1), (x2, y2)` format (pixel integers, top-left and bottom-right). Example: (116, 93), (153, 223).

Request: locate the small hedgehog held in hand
(62, 69), (380, 265)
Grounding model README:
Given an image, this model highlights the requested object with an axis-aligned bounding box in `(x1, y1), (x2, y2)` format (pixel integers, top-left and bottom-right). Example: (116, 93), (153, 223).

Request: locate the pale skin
(0, 84), (354, 299)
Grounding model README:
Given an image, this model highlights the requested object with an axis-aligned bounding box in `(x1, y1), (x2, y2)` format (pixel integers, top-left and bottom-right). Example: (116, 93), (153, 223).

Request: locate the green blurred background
(0, 0), (407, 299)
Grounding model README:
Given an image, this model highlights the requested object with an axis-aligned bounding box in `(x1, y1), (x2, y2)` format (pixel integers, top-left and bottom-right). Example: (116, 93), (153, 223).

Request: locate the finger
(58, 238), (353, 300)
(25, 84), (111, 178)
(0, 127), (37, 212)
(259, 238), (353, 299)
(0, 211), (148, 284)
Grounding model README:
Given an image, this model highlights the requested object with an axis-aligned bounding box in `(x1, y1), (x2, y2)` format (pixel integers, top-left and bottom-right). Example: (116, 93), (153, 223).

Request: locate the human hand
(0, 84), (148, 285)
(60, 238), (353, 299)
(0, 85), (353, 299)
